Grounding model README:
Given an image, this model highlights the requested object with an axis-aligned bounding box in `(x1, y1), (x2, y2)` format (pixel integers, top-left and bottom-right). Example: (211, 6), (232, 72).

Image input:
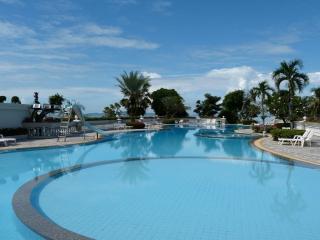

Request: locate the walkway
(254, 136), (320, 166)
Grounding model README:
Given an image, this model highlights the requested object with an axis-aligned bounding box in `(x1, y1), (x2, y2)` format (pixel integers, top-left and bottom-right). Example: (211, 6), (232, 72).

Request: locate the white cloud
(142, 71), (162, 79)
(14, 22), (159, 50)
(0, 21), (35, 38)
(106, 0), (138, 5)
(0, 0), (22, 5)
(152, 1), (172, 13)
(151, 66), (270, 95)
(309, 72), (320, 84)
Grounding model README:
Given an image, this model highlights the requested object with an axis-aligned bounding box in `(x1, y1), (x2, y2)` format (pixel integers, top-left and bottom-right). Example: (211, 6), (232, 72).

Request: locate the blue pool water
(1, 126), (320, 239)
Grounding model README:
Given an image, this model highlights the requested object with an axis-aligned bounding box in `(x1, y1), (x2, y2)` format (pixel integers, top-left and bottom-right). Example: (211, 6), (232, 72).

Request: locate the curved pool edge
(252, 137), (320, 167)
(13, 155), (315, 240)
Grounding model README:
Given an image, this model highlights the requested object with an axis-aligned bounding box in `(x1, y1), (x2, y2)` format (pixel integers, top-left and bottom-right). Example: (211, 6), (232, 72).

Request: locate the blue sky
(0, 0), (320, 112)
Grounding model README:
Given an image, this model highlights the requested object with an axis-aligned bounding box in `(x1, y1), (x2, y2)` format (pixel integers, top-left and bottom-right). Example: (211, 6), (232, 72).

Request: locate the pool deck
(0, 133), (99, 151)
(0, 126), (163, 151)
(253, 137), (320, 166)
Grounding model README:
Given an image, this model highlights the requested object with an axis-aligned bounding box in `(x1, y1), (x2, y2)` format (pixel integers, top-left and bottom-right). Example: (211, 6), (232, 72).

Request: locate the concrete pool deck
(253, 137), (320, 166)
(0, 126), (163, 151)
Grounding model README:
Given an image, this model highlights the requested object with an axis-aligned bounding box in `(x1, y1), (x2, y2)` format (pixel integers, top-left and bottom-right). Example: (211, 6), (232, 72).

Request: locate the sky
(0, 0), (320, 113)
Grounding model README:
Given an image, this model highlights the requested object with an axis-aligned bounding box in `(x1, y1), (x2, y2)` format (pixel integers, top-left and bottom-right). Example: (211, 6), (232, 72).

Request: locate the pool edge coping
(252, 137), (320, 167)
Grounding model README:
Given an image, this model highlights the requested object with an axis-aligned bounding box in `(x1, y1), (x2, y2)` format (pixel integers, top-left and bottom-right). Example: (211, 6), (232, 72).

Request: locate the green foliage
(162, 118), (176, 124)
(151, 88), (188, 117)
(49, 93), (65, 105)
(270, 129), (305, 141)
(220, 90), (244, 123)
(310, 87), (320, 119)
(0, 96), (6, 103)
(117, 71), (151, 120)
(103, 102), (121, 120)
(0, 128), (28, 136)
(250, 81), (273, 124)
(240, 92), (260, 122)
(218, 109), (238, 124)
(11, 96), (21, 104)
(194, 94), (221, 117)
(126, 121), (145, 129)
(252, 125), (274, 133)
(272, 59), (309, 127)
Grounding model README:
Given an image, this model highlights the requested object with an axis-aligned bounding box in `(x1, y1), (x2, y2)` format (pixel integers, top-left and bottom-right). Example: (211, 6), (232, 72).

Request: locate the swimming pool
(1, 126), (320, 239)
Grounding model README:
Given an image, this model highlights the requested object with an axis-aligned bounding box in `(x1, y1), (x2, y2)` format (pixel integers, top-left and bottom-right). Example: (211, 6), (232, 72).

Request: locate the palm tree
(117, 71), (151, 121)
(250, 81), (273, 126)
(311, 87), (320, 119)
(272, 59), (309, 128)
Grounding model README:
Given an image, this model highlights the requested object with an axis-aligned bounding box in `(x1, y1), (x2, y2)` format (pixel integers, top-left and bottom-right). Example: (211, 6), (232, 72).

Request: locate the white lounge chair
(278, 129), (311, 146)
(0, 134), (16, 147)
(293, 130), (314, 147)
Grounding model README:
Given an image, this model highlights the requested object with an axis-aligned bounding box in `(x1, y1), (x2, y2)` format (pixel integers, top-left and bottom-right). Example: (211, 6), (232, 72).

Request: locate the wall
(0, 103), (31, 128)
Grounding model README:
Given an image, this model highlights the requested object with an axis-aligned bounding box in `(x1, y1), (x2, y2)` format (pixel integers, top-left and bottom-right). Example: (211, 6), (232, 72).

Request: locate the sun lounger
(278, 129), (311, 146)
(293, 130), (314, 147)
(0, 134), (16, 147)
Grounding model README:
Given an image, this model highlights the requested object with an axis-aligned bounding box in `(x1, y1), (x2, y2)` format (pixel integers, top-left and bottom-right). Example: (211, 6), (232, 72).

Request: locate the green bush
(241, 120), (257, 125)
(0, 128), (28, 136)
(270, 129), (305, 141)
(273, 123), (291, 129)
(126, 121), (145, 129)
(162, 119), (176, 124)
(252, 125), (273, 133)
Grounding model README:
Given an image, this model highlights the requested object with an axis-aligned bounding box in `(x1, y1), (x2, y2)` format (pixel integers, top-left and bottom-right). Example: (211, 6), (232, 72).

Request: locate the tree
(103, 102), (121, 119)
(194, 94), (221, 117)
(161, 96), (189, 118)
(220, 90), (244, 123)
(151, 88), (188, 117)
(250, 81), (273, 126)
(0, 96), (6, 103)
(310, 87), (320, 119)
(11, 96), (21, 104)
(272, 59), (309, 128)
(117, 71), (151, 121)
(49, 93), (65, 105)
(240, 92), (260, 123)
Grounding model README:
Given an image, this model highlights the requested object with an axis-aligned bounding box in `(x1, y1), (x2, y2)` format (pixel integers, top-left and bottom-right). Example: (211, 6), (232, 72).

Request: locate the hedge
(162, 119), (176, 124)
(270, 129), (305, 141)
(126, 121), (145, 129)
(0, 128), (28, 136)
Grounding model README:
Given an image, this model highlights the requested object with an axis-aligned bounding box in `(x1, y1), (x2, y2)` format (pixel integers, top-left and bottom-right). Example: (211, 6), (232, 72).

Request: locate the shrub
(162, 119), (176, 124)
(273, 123), (291, 129)
(11, 96), (21, 104)
(242, 119), (257, 125)
(0, 96), (6, 103)
(0, 128), (28, 136)
(252, 125), (273, 133)
(126, 121), (145, 129)
(270, 129), (305, 141)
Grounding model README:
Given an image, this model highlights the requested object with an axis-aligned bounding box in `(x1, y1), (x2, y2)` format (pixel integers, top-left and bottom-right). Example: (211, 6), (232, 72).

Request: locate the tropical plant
(103, 102), (121, 119)
(151, 88), (188, 117)
(11, 96), (21, 104)
(0, 96), (6, 103)
(117, 71), (151, 121)
(194, 94), (221, 117)
(220, 90), (244, 123)
(49, 93), (65, 105)
(310, 87), (320, 119)
(272, 59), (309, 128)
(240, 93), (260, 124)
(250, 81), (274, 126)
(161, 96), (189, 118)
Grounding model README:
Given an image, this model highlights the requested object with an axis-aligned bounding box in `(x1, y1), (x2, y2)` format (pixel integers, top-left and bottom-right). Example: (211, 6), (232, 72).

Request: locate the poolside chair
(0, 134), (16, 147)
(278, 129), (311, 146)
(293, 130), (315, 147)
